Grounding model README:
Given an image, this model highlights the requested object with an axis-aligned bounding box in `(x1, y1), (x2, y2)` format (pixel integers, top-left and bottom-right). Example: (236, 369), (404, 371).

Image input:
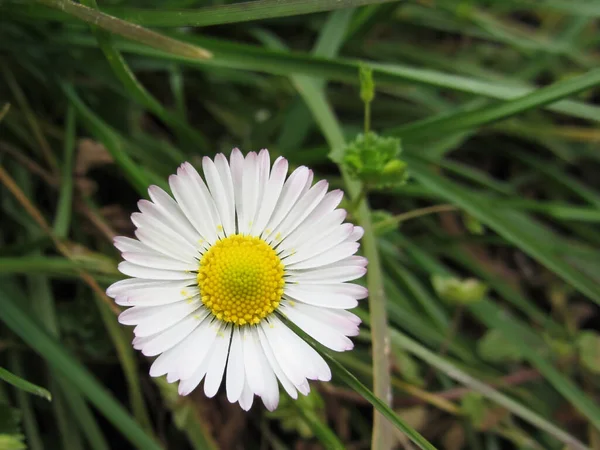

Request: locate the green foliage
(576, 331), (600, 374)
(0, 368), (51, 402)
(477, 329), (524, 364)
(336, 132), (408, 189)
(431, 275), (489, 305)
(1, 0), (600, 449)
(0, 406), (25, 450)
(267, 391), (325, 439)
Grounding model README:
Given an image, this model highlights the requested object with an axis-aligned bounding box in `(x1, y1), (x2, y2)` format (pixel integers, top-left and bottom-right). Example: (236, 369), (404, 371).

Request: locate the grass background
(1, 0), (600, 449)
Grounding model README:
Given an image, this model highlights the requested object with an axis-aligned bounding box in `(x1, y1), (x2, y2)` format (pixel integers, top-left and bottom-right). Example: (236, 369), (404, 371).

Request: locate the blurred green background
(1, 0), (600, 449)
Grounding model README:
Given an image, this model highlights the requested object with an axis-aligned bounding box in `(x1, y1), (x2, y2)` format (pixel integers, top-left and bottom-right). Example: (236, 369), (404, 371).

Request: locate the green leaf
(477, 329), (525, 363)
(431, 274), (488, 305)
(322, 353), (438, 450)
(576, 331), (600, 374)
(0, 367), (51, 402)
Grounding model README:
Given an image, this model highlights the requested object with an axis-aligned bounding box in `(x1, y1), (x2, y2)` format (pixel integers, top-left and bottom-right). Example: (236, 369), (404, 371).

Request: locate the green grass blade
(16, 0), (399, 27)
(52, 104), (75, 238)
(54, 34), (600, 123)
(60, 82), (151, 197)
(392, 68), (600, 142)
(0, 285), (162, 450)
(405, 155), (600, 305)
(323, 353), (437, 450)
(36, 0), (211, 59)
(389, 330), (588, 450)
(0, 367), (52, 401)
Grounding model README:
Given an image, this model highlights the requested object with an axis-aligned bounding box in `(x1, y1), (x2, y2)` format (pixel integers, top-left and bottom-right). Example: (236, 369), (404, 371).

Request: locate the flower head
(107, 149), (367, 411)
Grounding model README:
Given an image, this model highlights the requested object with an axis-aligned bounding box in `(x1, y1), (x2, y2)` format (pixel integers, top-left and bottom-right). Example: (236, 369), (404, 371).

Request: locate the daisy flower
(106, 149), (367, 411)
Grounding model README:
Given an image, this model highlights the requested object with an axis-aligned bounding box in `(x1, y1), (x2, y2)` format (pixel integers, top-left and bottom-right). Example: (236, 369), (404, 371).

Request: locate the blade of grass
(16, 0), (400, 27)
(391, 68), (600, 142)
(387, 330), (587, 450)
(0, 367), (51, 401)
(94, 296), (153, 433)
(52, 33), (600, 123)
(6, 353), (45, 450)
(0, 284), (162, 450)
(323, 353), (437, 450)
(79, 0), (208, 151)
(404, 155), (600, 305)
(36, 0), (212, 59)
(52, 104), (75, 238)
(60, 82), (151, 197)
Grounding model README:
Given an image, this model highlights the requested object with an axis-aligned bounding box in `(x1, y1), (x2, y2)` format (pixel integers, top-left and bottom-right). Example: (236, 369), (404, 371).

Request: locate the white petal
(114, 236), (150, 253)
(238, 379), (254, 411)
(229, 148), (245, 234)
(135, 226), (198, 263)
(251, 327), (279, 411)
(302, 169), (314, 195)
(279, 303), (354, 352)
(283, 285), (358, 309)
(281, 223), (354, 264)
(262, 166), (309, 240)
(175, 319), (221, 380)
(348, 226), (364, 242)
(131, 212), (198, 263)
(138, 311), (206, 356)
(115, 285), (199, 307)
(203, 155), (235, 237)
(137, 198), (200, 246)
(122, 252), (198, 272)
(287, 283), (368, 300)
(240, 152), (259, 235)
(204, 325), (232, 398)
(285, 242), (359, 270)
(226, 327), (245, 403)
(279, 207), (346, 255)
(149, 314), (212, 377)
(267, 180), (328, 246)
(131, 300), (202, 337)
(148, 185), (201, 244)
(178, 343), (214, 396)
(107, 278), (191, 298)
(263, 316), (330, 382)
(242, 326), (264, 396)
(282, 301), (360, 336)
(285, 265), (367, 284)
(250, 156), (288, 236)
(257, 326), (297, 399)
(118, 262), (195, 281)
(169, 164), (219, 244)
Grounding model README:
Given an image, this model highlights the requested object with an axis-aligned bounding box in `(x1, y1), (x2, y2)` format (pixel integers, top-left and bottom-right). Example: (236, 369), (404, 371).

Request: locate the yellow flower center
(198, 234), (285, 326)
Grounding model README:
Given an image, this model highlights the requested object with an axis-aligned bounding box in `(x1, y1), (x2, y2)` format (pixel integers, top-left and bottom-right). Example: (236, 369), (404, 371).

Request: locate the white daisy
(106, 149), (367, 411)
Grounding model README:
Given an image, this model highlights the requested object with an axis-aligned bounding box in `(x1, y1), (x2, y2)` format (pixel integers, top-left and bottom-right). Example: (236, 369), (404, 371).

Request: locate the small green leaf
(359, 64), (375, 104)
(393, 347), (424, 387)
(0, 367), (51, 402)
(463, 212), (485, 235)
(461, 393), (486, 429)
(477, 329), (525, 364)
(336, 132), (408, 189)
(431, 275), (489, 305)
(576, 331), (600, 374)
(0, 405), (25, 450)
